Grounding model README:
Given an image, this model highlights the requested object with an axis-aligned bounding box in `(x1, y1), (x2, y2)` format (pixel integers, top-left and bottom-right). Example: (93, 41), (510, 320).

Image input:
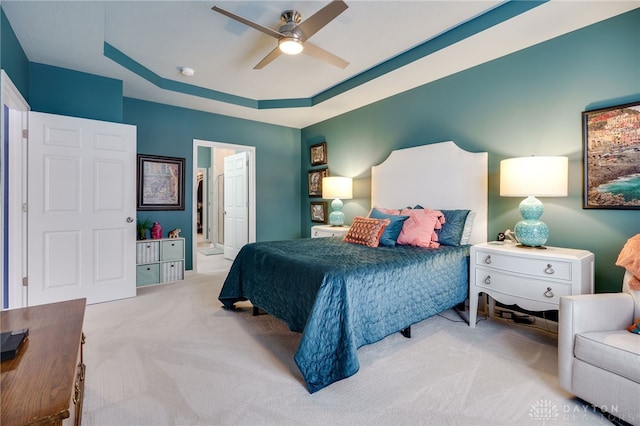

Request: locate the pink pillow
(397, 208), (441, 248)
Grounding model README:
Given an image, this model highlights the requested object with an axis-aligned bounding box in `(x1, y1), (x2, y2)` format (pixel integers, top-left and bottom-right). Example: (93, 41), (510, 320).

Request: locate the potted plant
(137, 217), (154, 240)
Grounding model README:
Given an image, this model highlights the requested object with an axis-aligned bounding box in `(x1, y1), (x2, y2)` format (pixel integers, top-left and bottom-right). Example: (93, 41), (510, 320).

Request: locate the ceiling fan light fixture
(279, 37), (303, 55)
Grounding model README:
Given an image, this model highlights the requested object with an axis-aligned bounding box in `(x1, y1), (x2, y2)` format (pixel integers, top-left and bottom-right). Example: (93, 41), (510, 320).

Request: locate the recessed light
(179, 67), (195, 77)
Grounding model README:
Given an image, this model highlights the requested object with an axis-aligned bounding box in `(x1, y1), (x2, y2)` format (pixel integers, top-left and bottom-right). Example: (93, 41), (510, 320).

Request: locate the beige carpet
(81, 268), (612, 426)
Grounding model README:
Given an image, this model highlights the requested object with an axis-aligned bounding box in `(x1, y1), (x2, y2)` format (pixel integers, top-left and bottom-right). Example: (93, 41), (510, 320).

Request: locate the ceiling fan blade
(302, 41), (349, 69)
(212, 6), (283, 39)
(296, 0), (348, 40)
(254, 46), (284, 70)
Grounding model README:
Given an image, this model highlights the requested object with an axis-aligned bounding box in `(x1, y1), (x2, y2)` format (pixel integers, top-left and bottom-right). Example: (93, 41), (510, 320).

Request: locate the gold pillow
(343, 216), (391, 247)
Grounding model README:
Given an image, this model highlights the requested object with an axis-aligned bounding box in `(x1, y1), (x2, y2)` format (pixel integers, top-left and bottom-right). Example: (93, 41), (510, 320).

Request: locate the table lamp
(322, 176), (353, 226)
(500, 156), (568, 247)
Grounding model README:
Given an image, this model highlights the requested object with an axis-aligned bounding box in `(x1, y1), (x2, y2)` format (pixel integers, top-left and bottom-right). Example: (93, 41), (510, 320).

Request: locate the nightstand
(469, 242), (594, 328)
(311, 225), (350, 238)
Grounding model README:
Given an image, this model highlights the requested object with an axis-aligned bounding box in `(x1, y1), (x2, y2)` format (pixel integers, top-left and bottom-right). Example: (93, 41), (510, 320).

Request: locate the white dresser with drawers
(468, 241), (594, 327)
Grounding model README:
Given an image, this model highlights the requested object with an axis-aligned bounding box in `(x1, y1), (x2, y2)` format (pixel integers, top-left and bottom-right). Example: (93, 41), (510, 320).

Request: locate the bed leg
(401, 326), (411, 338)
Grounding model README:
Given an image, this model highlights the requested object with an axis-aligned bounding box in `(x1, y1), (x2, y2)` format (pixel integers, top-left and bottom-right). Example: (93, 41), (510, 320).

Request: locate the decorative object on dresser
(1, 299), (86, 426)
(311, 224), (350, 238)
(582, 100), (640, 209)
(151, 222), (162, 239)
(310, 201), (328, 224)
(168, 228), (181, 238)
(469, 241), (594, 328)
(137, 154), (186, 211)
(136, 238), (185, 286)
(500, 156), (568, 247)
(322, 176), (353, 226)
(137, 217), (154, 240)
(310, 141), (327, 166)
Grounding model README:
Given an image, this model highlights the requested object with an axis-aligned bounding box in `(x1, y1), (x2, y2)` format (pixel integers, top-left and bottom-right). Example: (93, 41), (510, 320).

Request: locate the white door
(28, 112), (137, 306)
(223, 152), (248, 260)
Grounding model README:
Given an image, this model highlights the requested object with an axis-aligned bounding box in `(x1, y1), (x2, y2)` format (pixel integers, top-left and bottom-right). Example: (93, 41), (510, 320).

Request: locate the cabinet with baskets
(136, 238), (185, 286)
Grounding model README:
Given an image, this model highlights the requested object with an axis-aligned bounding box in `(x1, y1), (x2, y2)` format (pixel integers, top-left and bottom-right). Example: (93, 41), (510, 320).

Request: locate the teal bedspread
(219, 237), (469, 393)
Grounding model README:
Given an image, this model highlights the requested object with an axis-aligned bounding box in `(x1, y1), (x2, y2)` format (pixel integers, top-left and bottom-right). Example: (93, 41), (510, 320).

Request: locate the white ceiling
(3, 1), (638, 128)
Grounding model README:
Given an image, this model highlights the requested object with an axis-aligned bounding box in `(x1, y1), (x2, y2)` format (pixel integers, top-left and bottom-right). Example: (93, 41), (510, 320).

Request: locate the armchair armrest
(558, 293), (635, 392)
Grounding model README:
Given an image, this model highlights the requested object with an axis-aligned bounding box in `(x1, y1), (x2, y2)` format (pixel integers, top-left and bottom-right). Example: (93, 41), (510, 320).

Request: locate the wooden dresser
(1, 299), (86, 426)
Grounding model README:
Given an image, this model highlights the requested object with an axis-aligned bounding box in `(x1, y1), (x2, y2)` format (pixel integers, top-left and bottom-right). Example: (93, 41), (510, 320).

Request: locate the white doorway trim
(192, 139), (255, 273)
(1, 70), (30, 309)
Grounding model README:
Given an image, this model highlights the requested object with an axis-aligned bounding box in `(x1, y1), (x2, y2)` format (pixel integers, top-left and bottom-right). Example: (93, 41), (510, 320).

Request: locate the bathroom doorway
(192, 140), (255, 273)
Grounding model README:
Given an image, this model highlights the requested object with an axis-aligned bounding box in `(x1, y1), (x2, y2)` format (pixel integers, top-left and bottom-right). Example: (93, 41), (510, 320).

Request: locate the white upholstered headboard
(371, 141), (488, 245)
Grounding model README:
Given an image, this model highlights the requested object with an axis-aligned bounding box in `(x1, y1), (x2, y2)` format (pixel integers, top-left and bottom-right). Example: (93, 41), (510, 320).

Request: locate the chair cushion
(575, 330), (640, 383)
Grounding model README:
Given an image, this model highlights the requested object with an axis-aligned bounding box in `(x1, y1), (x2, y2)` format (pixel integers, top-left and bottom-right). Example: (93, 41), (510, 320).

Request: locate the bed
(219, 141), (488, 393)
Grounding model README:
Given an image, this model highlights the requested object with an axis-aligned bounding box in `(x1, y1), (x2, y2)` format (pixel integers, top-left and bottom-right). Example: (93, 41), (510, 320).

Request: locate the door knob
(126, 217), (134, 223)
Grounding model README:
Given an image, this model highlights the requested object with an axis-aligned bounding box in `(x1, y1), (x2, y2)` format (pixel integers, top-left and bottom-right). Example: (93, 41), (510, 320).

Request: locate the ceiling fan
(212, 0), (349, 70)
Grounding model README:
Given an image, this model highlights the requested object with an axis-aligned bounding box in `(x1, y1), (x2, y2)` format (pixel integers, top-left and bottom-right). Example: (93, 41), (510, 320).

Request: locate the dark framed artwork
(308, 168), (329, 197)
(137, 154), (185, 210)
(310, 201), (328, 223)
(582, 100), (640, 209)
(310, 142), (327, 166)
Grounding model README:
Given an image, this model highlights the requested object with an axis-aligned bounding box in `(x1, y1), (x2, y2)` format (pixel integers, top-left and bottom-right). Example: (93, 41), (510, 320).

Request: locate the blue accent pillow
(369, 208), (409, 247)
(437, 209), (471, 246)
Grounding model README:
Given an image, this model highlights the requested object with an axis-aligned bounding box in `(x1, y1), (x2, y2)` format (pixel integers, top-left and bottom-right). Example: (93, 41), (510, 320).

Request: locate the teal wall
(124, 98), (302, 269)
(197, 146), (211, 168)
(29, 63), (123, 122)
(1, 9), (29, 96)
(301, 9), (640, 293)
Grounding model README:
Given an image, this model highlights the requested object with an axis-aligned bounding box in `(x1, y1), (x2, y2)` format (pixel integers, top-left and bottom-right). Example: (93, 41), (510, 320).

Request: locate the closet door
(28, 112), (137, 305)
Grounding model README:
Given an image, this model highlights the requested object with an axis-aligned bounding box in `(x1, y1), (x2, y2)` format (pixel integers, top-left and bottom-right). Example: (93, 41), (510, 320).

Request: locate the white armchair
(558, 271), (640, 425)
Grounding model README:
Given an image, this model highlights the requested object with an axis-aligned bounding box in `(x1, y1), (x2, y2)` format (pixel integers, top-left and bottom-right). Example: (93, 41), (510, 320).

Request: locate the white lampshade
(500, 156), (568, 197)
(322, 177), (353, 200)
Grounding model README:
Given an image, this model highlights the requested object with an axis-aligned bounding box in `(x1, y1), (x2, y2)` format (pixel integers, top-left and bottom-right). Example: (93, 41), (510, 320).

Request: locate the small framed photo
(308, 168), (329, 197)
(137, 154), (185, 210)
(310, 202), (328, 223)
(582, 100), (640, 209)
(310, 142), (327, 166)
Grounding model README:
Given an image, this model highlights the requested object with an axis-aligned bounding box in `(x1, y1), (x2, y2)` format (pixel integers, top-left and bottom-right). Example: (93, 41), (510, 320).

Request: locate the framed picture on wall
(310, 142), (327, 166)
(582, 100), (640, 209)
(137, 154), (186, 210)
(310, 202), (328, 223)
(308, 168), (329, 197)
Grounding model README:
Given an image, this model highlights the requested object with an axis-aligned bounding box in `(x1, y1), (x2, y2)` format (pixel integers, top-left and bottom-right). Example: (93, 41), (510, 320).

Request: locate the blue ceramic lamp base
(329, 198), (345, 226)
(514, 195), (549, 247)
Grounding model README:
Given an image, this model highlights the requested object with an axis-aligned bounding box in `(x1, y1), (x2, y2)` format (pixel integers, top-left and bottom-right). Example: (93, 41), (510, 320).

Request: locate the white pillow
(459, 211), (476, 245)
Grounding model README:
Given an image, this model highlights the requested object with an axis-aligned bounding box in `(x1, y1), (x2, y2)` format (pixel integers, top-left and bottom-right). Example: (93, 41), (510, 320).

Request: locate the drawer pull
(544, 287), (554, 298)
(484, 276), (491, 285)
(484, 255), (492, 265)
(544, 264), (555, 275)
